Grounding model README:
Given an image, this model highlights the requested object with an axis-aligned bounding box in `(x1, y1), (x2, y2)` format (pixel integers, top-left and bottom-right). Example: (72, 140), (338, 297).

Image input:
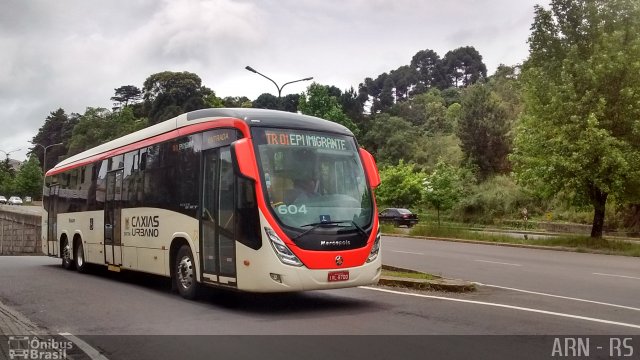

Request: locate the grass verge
(405, 225), (640, 257)
(381, 269), (438, 281)
(380, 223), (403, 234)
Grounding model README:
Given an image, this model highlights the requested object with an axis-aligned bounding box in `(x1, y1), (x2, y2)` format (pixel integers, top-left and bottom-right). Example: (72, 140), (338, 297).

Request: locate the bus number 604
(277, 204), (308, 215)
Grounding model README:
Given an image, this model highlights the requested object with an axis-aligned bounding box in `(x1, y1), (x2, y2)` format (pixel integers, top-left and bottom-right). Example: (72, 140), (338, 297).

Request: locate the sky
(0, 0), (546, 161)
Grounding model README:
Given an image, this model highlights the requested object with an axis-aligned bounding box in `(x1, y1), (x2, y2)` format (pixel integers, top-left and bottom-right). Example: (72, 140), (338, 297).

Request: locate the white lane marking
(60, 332), (110, 360)
(474, 282), (640, 312)
(390, 250), (424, 255)
(359, 286), (640, 330)
(474, 259), (522, 267)
(593, 272), (640, 281)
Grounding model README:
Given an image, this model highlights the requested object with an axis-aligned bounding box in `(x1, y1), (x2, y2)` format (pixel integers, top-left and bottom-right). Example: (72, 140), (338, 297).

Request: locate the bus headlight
(366, 229), (381, 263)
(265, 227), (303, 267)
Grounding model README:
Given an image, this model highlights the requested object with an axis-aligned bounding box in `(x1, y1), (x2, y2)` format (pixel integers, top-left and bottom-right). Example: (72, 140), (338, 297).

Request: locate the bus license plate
(328, 271), (349, 282)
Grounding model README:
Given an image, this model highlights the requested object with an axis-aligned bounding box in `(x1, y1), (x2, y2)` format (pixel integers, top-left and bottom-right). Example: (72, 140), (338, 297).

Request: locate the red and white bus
(42, 108), (381, 297)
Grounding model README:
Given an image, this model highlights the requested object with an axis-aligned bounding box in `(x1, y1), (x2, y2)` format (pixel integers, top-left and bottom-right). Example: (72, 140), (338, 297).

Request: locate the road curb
(0, 299), (42, 335)
(380, 264), (475, 293)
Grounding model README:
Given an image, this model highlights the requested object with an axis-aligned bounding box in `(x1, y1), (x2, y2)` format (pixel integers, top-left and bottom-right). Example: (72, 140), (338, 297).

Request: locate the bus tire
(175, 245), (199, 300)
(61, 239), (74, 270)
(75, 241), (87, 273)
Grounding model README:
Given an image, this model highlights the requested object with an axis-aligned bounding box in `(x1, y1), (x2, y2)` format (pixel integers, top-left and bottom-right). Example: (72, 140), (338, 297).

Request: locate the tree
(361, 114), (418, 165)
(488, 64), (523, 124)
(446, 103), (462, 127)
(30, 109), (77, 172)
(423, 160), (463, 225)
(441, 87), (462, 107)
(142, 71), (217, 124)
(281, 94), (301, 113)
(0, 162), (15, 195)
(388, 89), (454, 135)
(68, 107), (148, 155)
(358, 74), (395, 114)
(338, 87), (365, 128)
(376, 161), (425, 208)
(443, 46), (487, 88)
(13, 155), (42, 199)
(298, 83), (359, 135)
(512, 0), (640, 238)
(222, 96), (252, 108)
(410, 49), (448, 92)
(411, 134), (464, 173)
(0, 158), (16, 178)
(252, 93), (280, 110)
(111, 85), (142, 110)
(388, 65), (417, 102)
(457, 84), (511, 180)
(203, 92), (224, 108)
(67, 107), (113, 155)
(422, 91), (453, 135)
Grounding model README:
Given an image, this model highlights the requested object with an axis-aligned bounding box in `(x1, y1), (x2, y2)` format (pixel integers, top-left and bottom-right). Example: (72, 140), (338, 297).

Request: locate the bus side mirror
(359, 148), (380, 188)
(231, 138), (259, 181)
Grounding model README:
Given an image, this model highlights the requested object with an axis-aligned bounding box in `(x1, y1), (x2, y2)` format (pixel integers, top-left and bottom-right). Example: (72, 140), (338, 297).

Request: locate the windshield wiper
(294, 221), (346, 241)
(348, 220), (368, 240)
(294, 220), (368, 242)
(301, 220), (349, 227)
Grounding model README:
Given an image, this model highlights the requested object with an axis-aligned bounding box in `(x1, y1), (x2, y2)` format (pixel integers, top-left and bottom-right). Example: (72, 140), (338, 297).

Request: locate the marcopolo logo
(7, 336), (73, 360)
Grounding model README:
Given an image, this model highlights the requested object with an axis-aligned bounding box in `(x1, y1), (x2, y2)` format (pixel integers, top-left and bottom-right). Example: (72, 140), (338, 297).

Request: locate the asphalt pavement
(382, 235), (640, 308)
(0, 254), (637, 334)
(0, 237), (638, 359)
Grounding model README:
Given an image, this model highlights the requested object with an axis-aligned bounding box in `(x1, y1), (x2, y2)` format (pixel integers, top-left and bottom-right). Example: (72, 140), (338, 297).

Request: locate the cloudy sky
(1, 0), (545, 161)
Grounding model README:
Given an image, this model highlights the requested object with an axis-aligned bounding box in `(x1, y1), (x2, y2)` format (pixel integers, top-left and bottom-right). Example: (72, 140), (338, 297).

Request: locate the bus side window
(93, 160), (108, 211)
(236, 177), (261, 250)
(139, 152), (147, 171)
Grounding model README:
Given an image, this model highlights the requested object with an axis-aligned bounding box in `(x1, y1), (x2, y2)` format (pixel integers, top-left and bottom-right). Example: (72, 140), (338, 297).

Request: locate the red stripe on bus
(46, 118), (251, 176)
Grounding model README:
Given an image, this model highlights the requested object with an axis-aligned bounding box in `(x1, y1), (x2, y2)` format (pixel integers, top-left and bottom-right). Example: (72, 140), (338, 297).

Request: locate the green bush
(544, 195), (623, 230)
(452, 175), (537, 224)
(376, 161), (425, 208)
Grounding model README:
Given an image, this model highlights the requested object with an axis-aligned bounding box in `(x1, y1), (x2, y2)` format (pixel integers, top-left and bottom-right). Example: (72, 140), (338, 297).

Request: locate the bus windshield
(252, 127), (373, 231)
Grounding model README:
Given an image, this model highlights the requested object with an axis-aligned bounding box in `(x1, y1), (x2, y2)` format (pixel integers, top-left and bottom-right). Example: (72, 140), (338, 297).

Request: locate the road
(383, 235), (640, 309)
(0, 237), (638, 359)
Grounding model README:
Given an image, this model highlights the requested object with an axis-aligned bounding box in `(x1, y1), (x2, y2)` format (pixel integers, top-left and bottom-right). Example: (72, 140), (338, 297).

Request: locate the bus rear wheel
(61, 239), (74, 270)
(75, 241), (87, 273)
(175, 245), (199, 300)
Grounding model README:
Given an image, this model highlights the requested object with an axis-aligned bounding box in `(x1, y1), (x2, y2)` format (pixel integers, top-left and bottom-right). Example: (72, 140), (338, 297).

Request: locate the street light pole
(32, 143), (63, 175)
(0, 148), (21, 164)
(245, 66), (313, 98)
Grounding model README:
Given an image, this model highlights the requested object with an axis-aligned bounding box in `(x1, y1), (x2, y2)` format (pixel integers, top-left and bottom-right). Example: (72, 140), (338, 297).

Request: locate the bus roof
(49, 108), (354, 175)
(186, 108), (352, 134)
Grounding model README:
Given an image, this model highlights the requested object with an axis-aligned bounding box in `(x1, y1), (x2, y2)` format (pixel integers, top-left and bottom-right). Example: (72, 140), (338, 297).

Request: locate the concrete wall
(0, 210), (42, 255)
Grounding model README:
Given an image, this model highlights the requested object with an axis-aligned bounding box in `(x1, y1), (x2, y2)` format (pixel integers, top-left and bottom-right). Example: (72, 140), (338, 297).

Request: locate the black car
(378, 208), (419, 227)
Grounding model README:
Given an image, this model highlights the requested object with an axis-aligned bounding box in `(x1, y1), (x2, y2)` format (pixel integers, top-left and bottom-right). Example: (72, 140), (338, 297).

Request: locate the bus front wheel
(175, 245), (199, 300)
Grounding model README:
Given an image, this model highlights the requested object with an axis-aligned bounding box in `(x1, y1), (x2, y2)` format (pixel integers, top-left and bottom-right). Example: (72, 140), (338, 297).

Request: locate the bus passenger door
(47, 185), (59, 256)
(200, 147), (237, 286)
(104, 170), (123, 266)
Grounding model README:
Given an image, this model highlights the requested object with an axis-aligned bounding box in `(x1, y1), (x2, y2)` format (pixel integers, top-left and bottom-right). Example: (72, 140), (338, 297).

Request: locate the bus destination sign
(265, 131), (348, 151)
